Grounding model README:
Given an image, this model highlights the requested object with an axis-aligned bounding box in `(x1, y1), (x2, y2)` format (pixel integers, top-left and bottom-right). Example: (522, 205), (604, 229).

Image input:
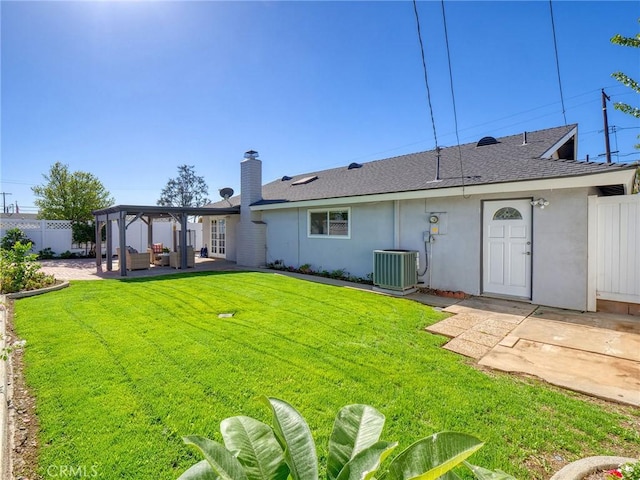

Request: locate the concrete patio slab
(427, 296), (640, 405)
(532, 306), (640, 334)
(470, 319), (515, 337)
(457, 329), (502, 348)
(444, 296), (537, 317)
(443, 337), (492, 359)
(479, 339), (640, 406)
(510, 317), (640, 362)
(425, 322), (466, 338)
(434, 313), (486, 329)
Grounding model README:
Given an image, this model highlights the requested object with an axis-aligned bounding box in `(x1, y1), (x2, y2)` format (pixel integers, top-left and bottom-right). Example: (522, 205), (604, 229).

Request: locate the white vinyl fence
(589, 195), (640, 308)
(0, 218), (74, 254)
(110, 219), (203, 255)
(1, 217), (203, 256)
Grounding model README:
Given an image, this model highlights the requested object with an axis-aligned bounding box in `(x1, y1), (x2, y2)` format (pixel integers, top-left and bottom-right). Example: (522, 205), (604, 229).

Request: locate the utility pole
(0, 192), (12, 214)
(602, 89), (612, 164)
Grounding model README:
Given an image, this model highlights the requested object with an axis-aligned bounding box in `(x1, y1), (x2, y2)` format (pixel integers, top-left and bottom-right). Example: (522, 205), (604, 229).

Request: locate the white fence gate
(0, 218), (75, 254)
(588, 195), (640, 310)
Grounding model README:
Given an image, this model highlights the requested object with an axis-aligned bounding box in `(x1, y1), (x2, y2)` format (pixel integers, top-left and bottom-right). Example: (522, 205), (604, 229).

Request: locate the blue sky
(2, 1), (639, 213)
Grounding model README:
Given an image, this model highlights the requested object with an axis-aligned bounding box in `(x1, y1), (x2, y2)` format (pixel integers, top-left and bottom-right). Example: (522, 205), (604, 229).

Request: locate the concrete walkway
(29, 259), (640, 405)
(426, 297), (640, 406)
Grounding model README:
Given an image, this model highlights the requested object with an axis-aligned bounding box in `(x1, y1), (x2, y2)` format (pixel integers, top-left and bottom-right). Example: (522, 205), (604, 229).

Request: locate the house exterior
(204, 125), (638, 311)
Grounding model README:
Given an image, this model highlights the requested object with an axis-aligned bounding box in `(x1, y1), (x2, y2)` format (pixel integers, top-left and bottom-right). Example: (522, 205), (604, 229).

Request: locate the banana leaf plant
(178, 397), (514, 480)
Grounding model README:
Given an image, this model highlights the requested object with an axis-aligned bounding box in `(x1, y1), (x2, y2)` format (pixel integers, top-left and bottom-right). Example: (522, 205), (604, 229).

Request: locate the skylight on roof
(292, 175), (318, 186)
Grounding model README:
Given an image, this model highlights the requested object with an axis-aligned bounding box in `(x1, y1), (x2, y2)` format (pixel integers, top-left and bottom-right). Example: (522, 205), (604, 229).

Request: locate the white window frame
(307, 207), (351, 239)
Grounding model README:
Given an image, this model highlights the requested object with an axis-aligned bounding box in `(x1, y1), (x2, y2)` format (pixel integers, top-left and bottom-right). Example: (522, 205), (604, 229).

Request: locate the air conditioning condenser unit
(373, 249), (418, 295)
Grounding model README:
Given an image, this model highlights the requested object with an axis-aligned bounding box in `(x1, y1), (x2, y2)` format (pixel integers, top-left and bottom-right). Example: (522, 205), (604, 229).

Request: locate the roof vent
(281, 175), (292, 181)
(292, 175), (318, 186)
(347, 162), (362, 170)
(477, 136), (498, 147)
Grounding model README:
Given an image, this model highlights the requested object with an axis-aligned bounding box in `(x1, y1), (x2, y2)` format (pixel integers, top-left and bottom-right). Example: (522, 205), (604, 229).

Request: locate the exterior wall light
(531, 198), (550, 209)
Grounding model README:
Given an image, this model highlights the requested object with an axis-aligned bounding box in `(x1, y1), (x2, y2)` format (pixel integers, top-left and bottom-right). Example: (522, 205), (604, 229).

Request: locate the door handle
(524, 252), (531, 255)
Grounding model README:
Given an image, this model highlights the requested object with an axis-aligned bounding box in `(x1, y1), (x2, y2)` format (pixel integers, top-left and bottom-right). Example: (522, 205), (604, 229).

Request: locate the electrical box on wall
(428, 212), (448, 235)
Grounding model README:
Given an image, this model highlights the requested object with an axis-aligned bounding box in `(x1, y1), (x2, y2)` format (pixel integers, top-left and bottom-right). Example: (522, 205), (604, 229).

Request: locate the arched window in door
(493, 207), (523, 220)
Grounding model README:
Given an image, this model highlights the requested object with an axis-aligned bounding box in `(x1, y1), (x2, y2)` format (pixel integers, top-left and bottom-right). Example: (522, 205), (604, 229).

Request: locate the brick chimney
(236, 150), (266, 267)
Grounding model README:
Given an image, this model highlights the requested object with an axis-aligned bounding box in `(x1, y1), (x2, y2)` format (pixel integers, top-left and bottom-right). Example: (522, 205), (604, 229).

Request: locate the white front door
(210, 219), (226, 258)
(482, 199), (532, 298)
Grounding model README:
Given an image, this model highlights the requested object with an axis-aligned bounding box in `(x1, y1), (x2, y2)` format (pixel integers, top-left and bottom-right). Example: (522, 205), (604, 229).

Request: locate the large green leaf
(220, 416), (289, 480)
(335, 441), (398, 480)
(327, 405), (386, 480)
(183, 435), (248, 480)
(382, 432), (484, 480)
(178, 459), (220, 480)
(262, 397), (319, 480)
(463, 462), (517, 480)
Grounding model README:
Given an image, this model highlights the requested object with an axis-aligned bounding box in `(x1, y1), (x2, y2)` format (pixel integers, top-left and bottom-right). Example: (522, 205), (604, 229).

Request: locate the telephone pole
(0, 192), (12, 214)
(602, 89), (612, 164)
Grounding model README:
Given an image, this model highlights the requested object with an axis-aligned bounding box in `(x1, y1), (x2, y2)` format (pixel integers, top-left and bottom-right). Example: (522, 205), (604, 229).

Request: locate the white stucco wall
(529, 187), (593, 310)
(263, 203), (395, 278)
(259, 186), (595, 310)
(399, 197), (482, 293)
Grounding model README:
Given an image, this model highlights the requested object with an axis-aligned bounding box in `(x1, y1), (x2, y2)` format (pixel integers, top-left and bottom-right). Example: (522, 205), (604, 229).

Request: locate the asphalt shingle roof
(211, 125), (636, 208)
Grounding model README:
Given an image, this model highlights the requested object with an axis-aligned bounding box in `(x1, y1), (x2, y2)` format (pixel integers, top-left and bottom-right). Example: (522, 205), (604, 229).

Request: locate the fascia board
(540, 126), (578, 159)
(251, 168), (636, 211)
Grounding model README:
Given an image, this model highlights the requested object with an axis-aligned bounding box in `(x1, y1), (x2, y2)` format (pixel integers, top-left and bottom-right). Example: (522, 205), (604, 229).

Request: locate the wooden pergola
(93, 204), (239, 276)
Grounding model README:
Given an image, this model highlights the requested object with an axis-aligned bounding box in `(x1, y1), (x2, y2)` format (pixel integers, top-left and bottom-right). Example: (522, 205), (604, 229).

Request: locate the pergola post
(147, 218), (153, 249)
(106, 216), (113, 271)
(118, 210), (127, 276)
(180, 213), (188, 269)
(95, 220), (102, 267)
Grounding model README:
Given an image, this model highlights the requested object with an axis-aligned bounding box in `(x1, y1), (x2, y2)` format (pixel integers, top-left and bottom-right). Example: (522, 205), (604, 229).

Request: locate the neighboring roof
(210, 125), (637, 209)
(0, 213), (39, 221)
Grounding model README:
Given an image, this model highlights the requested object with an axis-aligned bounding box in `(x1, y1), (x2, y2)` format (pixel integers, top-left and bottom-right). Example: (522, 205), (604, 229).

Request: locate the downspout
(297, 207), (301, 266)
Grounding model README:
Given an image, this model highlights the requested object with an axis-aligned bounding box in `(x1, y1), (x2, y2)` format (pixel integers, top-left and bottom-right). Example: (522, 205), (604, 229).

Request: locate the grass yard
(11, 271), (640, 479)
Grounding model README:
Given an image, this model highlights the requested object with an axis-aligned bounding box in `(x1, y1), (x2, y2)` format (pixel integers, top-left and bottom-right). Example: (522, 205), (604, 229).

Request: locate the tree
(611, 20), (640, 147)
(157, 165), (210, 207)
(32, 162), (114, 222)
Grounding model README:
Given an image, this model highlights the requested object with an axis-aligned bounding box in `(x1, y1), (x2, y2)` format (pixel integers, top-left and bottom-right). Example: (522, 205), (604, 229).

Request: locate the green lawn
(12, 271), (640, 479)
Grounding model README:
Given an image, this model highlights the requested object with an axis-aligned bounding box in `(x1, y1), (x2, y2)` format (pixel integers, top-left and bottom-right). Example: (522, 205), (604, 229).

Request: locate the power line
(549, 0), (567, 125)
(440, 0), (466, 194)
(412, 0), (439, 150)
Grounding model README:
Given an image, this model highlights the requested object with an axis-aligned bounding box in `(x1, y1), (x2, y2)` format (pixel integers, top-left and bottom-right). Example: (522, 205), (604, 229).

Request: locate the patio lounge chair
(116, 247), (150, 271)
(169, 246), (195, 269)
(148, 243), (169, 266)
